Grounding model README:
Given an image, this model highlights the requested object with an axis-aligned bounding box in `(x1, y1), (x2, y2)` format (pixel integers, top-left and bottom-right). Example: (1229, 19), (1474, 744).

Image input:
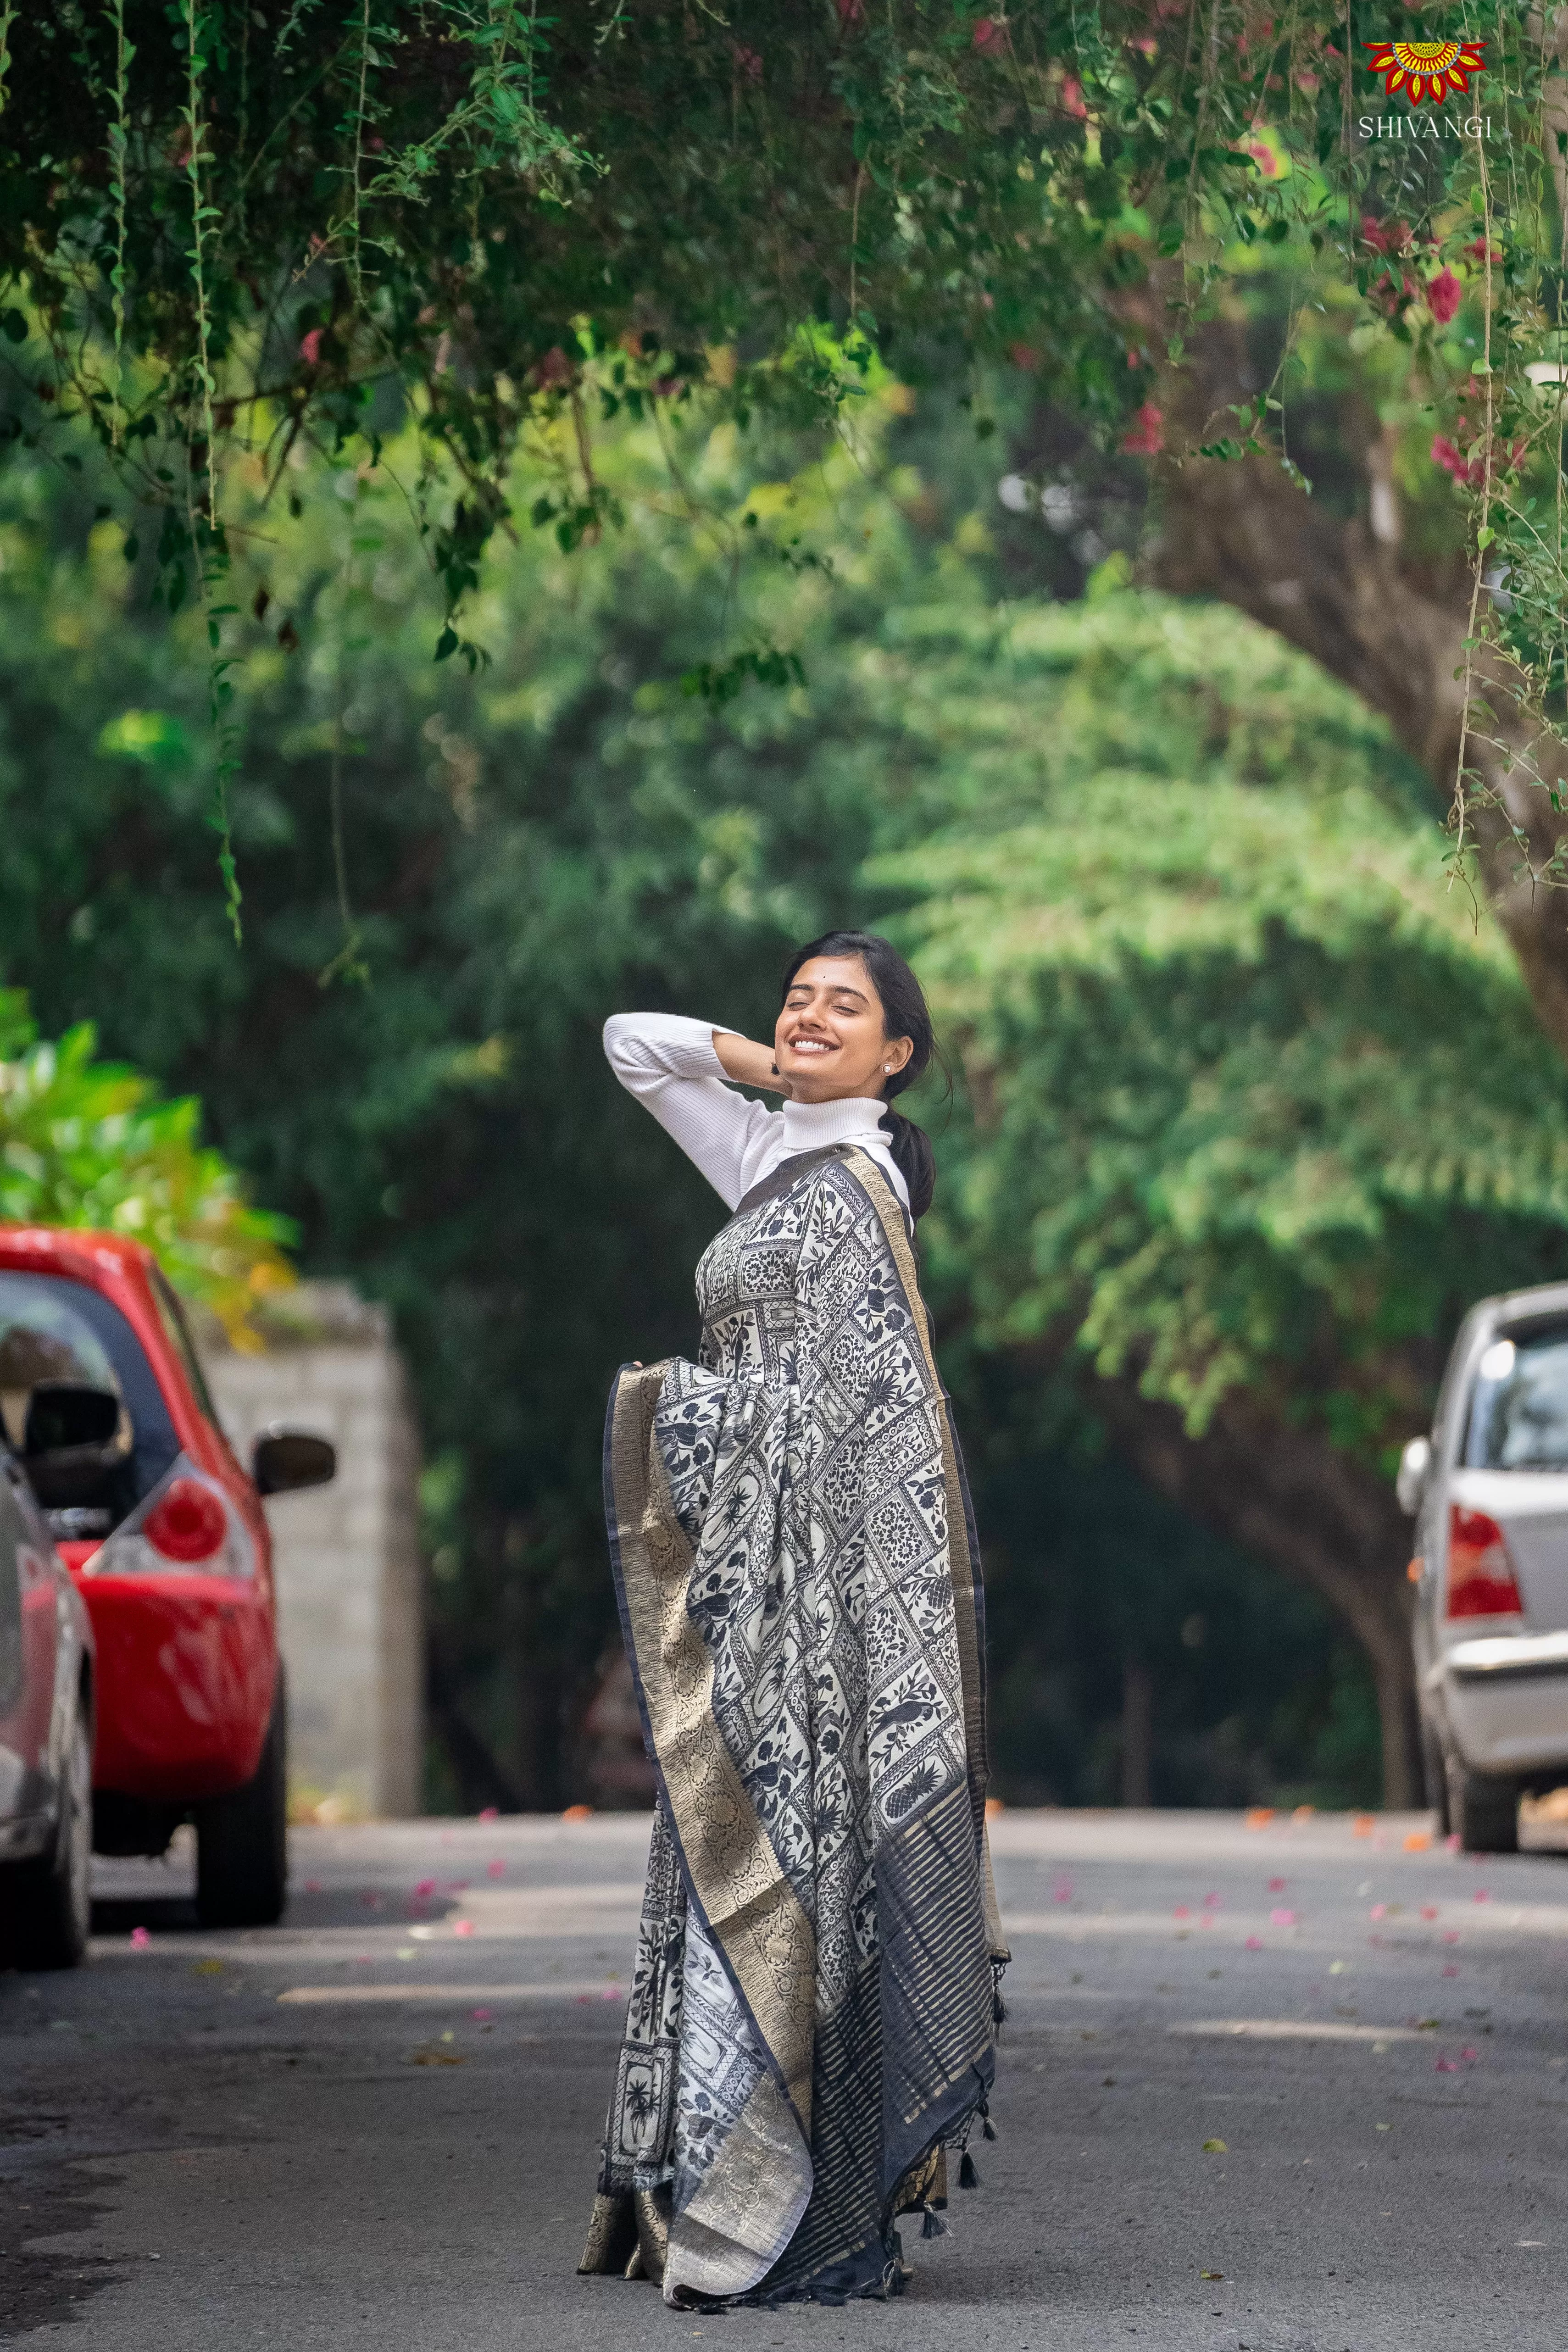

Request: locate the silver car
(1399, 1281), (1568, 1852)
(0, 1424), (95, 1965)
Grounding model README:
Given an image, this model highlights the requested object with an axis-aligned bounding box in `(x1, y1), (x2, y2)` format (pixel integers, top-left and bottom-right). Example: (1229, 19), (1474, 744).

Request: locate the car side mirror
(253, 1426), (336, 1498)
(1396, 1434), (1432, 1517)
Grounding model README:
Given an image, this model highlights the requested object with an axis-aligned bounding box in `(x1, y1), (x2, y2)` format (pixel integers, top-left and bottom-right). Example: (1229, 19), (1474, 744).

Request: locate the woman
(578, 932), (1006, 2309)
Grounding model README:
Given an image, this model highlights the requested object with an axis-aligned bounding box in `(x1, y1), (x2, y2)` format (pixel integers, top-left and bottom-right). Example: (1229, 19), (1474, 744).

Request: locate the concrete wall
(201, 1284), (424, 1819)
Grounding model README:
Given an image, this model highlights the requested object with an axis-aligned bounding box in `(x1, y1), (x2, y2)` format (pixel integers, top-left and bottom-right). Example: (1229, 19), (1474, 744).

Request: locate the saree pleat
(581, 1146), (1006, 2307)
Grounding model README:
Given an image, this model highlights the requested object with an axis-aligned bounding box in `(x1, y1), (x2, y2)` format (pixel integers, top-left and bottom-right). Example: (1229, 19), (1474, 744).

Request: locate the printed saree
(578, 1144), (1006, 2308)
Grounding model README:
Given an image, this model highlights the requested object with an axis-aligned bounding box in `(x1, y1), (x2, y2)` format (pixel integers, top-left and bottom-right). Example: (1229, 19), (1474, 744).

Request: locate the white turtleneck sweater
(603, 1012), (910, 1214)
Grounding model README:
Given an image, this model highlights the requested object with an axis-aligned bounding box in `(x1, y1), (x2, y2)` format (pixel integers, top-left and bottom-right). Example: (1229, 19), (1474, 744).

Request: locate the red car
(0, 1229), (334, 1929)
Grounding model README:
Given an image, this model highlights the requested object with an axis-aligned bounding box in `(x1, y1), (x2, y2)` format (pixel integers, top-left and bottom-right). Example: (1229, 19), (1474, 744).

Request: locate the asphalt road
(4, 1807), (1568, 2350)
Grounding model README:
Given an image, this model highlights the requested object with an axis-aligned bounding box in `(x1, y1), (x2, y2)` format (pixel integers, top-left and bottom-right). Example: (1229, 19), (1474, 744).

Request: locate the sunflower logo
(1363, 37), (1486, 105)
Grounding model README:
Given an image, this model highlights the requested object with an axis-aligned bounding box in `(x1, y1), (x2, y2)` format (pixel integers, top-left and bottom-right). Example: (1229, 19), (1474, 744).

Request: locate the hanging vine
(0, 1), (1561, 920)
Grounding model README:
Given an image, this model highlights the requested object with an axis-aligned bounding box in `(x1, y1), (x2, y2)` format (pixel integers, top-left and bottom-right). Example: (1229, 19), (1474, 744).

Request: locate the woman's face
(773, 956), (913, 1103)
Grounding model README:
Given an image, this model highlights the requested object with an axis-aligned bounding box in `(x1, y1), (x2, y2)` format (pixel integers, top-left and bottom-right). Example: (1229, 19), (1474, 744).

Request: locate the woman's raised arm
(602, 1012), (784, 1210)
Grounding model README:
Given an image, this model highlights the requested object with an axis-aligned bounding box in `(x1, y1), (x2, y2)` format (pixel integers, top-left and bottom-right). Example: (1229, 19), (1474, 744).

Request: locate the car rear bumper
(72, 1574), (275, 1801)
(1430, 1632), (1568, 1774)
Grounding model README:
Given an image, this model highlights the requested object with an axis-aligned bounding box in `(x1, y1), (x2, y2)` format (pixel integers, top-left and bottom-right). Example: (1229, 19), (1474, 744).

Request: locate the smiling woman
(580, 935), (1002, 2308)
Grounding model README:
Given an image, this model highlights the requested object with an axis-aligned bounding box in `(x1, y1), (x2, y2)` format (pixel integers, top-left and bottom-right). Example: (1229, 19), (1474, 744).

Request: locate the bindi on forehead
(793, 962), (871, 1000)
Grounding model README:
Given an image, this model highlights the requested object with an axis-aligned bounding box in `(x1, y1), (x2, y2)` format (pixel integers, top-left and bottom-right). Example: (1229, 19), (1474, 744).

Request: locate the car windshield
(1465, 1321), (1568, 1471)
(0, 1271), (180, 1518)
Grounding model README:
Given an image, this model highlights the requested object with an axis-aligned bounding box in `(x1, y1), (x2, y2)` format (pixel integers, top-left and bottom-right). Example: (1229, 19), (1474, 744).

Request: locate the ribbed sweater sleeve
(602, 1012), (774, 1211)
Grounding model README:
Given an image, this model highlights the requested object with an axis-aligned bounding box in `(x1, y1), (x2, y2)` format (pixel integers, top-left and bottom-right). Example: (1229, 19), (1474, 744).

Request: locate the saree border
(604, 1362), (817, 2131)
(838, 1150), (1011, 1970)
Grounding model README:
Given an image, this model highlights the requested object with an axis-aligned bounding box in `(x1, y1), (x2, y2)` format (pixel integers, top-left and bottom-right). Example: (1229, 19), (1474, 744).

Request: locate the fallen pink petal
(1269, 1907), (1296, 1926)
(453, 1919), (476, 1937)
(1245, 1935), (1263, 1950)
(129, 1925), (150, 1948)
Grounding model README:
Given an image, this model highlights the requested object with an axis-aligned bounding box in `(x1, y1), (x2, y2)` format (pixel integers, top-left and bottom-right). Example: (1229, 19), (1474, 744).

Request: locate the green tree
(6, 1), (1568, 1063)
(877, 590), (1568, 1799)
(1, 398), (1562, 1804)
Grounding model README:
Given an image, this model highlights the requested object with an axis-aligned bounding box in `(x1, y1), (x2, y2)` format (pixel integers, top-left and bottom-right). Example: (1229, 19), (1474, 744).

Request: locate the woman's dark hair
(779, 930), (944, 1220)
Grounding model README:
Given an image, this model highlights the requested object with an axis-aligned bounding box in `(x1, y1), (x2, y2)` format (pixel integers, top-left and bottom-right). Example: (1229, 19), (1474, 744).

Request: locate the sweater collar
(779, 1095), (890, 1151)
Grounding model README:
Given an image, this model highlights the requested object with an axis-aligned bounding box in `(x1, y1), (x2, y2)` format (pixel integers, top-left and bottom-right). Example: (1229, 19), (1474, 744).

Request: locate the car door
(0, 1451), (31, 1819)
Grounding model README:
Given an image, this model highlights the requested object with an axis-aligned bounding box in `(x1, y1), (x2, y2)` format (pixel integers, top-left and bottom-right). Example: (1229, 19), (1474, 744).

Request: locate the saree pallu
(578, 1145), (1006, 2308)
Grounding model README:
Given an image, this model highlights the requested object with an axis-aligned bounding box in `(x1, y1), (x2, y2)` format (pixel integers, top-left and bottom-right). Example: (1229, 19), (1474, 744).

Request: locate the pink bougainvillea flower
(472, 2007), (493, 2022)
(1174, 1905), (1190, 1920)
(1426, 268), (1462, 325)
(1203, 1892), (1220, 1907)
(1434, 2056), (1459, 2073)
(1240, 134), (1282, 179)
(1461, 2046), (1478, 2062)
(1442, 1930), (1460, 1944)
(1369, 1903), (1387, 1920)
(1444, 1832), (1461, 1851)
(1060, 74), (1088, 118)
(130, 1924), (150, 1948)
(487, 1859), (505, 1879)
(1464, 238), (1502, 264)
(1473, 1888), (1491, 1902)
(1420, 1905), (1439, 1921)
(1245, 1934), (1264, 1950)
(1269, 1907), (1296, 1927)
(415, 1878), (437, 1899)
(972, 17), (1008, 56)
(1268, 1877), (1287, 1892)
(1431, 434), (1482, 486)
(453, 1918), (475, 1938)
(1121, 402), (1165, 456)
(1053, 1878), (1074, 1904)
(478, 1805), (499, 1821)
(298, 328), (324, 366)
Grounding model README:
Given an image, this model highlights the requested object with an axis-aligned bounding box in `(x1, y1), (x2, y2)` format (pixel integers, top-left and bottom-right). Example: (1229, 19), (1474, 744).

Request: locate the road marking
(1169, 2019), (1427, 2044)
(277, 1981), (627, 2005)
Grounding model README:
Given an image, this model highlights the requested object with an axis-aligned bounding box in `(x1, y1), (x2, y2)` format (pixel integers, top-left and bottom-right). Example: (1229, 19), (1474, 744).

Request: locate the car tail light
(141, 1478), (228, 1563)
(1446, 1505), (1524, 1620)
(81, 1457), (256, 1579)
